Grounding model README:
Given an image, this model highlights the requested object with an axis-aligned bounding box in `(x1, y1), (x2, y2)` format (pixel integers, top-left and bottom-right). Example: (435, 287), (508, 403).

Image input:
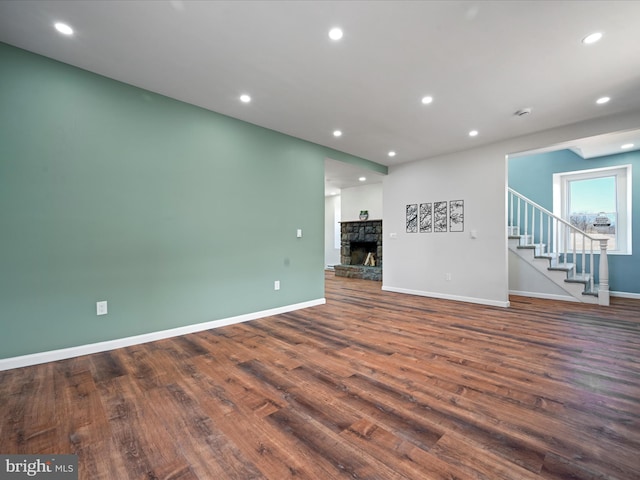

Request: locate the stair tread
(565, 274), (591, 284)
(567, 272), (591, 281)
(548, 263), (575, 271)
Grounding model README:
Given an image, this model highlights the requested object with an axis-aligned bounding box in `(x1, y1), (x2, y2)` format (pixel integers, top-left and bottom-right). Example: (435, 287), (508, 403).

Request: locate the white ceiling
(324, 158), (386, 196)
(568, 130), (640, 159)
(1, 1), (640, 194)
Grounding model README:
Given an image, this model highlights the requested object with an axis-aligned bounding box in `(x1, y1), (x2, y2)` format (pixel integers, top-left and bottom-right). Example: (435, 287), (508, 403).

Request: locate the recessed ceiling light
(582, 32), (603, 45)
(596, 96), (610, 105)
(239, 94), (251, 103)
(469, 130), (479, 137)
(54, 22), (74, 35)
(333, 130), (342, 137)
(621, 143), (634, 150)
(169, 0), (186, 12)
(388, 151), (396, 157)
(329, 27), (343, 41)
(359, 177), (366, 182)
(421, 96), (433, 105)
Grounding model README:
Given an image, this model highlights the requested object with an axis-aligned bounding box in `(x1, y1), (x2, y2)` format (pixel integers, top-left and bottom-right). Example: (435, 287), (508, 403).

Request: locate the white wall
(341, 183), (383, 221)
(383, 109), (640, 307)
(508, 250), (575, 301)
(324, 195), (341, 267)
(383, 144), (509, 306)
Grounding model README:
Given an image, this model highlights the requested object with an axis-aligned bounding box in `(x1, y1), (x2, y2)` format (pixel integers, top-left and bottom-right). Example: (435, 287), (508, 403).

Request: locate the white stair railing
(508, 188), (609, 306)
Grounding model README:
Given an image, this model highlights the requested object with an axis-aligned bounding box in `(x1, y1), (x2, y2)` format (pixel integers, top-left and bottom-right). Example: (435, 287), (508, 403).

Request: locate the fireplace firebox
(349, 241), (377, 265)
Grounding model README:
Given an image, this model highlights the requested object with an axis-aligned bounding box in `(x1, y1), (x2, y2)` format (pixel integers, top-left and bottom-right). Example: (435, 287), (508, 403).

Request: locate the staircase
(508, 188), (610, 306)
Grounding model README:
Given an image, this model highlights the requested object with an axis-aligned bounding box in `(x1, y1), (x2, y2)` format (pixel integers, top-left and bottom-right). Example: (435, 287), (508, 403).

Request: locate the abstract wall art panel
(420, 203), (432, 233)
(434, 201), (447, 232)
(406, 204), (418, 233)
(449, 200), (464, 232)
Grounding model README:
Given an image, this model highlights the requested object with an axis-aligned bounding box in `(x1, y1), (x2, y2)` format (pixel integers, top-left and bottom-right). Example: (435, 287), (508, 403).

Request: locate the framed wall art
(449, 200), (464, 232)
(406, 204), (418, 233)
(419, 203), (432, 233)
(433, 201), (447, 232)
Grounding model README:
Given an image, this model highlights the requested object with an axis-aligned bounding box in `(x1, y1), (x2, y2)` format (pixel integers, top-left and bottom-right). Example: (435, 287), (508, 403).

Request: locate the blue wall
(509, 149), (639, 294)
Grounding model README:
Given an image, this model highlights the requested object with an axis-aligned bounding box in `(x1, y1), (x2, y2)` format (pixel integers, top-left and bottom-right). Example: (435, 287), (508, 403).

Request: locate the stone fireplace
(334, 219), (382, 281)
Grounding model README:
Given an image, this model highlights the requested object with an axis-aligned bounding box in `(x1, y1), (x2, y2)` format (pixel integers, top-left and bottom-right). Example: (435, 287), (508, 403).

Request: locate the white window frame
(553, 164), (632, 255)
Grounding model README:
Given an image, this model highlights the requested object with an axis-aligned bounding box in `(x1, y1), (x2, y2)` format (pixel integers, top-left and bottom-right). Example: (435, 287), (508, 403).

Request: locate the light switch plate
(97, 301), (108, 315)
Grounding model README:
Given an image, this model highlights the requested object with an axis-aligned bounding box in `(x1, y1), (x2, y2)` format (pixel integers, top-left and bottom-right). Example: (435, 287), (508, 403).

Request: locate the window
(553, 165), (632, 254)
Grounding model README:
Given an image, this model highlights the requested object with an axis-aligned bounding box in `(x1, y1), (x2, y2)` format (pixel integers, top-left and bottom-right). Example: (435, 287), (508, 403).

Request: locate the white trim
(509, 290), (578, 302)
(0, 298), (325, 372)
(552, 164), (632, 254)
(510, 289), (640, 300)
(382, 286), (510, 308)
(610, 290), (640, 300)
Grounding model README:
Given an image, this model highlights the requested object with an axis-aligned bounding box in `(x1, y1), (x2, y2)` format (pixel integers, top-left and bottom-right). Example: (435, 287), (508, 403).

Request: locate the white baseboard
(510, 290), (640, 301)
(509, 290), (579, 302)
(611, 291), (640, 300)
(382, 286), (510, 308)
(0, 298), (326, 372)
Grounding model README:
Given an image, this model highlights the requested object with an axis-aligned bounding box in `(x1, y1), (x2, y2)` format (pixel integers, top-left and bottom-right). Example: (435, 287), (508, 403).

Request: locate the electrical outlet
(445, 273), (452, 281)
(274, 280), (280, 291)
(96, 301), (108, 315)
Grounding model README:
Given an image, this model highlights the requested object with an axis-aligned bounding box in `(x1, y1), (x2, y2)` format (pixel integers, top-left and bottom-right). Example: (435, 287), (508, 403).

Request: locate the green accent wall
(0, 43), (384, 359)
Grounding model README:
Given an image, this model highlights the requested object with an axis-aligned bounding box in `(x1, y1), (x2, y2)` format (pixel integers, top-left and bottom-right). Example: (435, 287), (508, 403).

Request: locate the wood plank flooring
(1, 272), (639, 479)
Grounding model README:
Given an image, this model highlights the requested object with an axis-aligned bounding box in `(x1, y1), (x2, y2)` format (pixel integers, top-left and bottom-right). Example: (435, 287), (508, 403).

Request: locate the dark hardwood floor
(2, 272), (639, 479)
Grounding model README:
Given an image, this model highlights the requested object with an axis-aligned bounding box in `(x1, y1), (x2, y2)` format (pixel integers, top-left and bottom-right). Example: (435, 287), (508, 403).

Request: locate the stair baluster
(590, 238), (595, 292)
(524, 201), (528, 242)
(531, 206), (535, 248)
(547, 215), (552, 260)
(539, 207), (543, 253)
